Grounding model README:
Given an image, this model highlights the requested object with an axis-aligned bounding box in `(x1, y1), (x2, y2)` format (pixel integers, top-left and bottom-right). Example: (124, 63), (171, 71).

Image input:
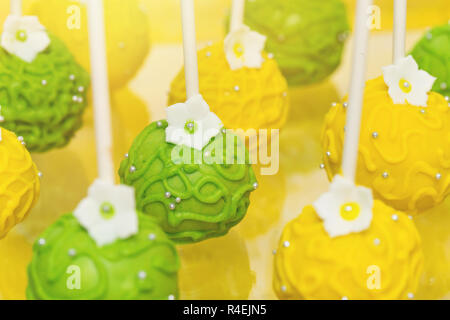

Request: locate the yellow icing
(273, 201), (424, 300)
(399, 79), (412, 93)
(0, 231), (32, 300)
(168, 42), (289, 134)
(0, 129), (40, 239)
(322, 76), (450, 214)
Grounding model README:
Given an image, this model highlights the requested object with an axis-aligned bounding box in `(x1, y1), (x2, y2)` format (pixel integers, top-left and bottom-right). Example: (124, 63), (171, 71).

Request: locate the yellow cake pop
(0, 231), (32, 300)
(322, 76), (450, 214)
(0, 128), (40, 239)
(178, 231), (254, 299)
(168, 42), (289, 134)
(27, 0), (150, 90)
(414, 197), (450, 299)
(273, 199), (423, 300)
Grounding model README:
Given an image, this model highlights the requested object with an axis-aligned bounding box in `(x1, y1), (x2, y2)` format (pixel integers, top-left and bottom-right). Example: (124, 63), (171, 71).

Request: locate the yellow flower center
(100, 202), (115, 220)
(399, 78), (412, 93)
(340, 202), (360, 221)
(233, 42), (244, 59)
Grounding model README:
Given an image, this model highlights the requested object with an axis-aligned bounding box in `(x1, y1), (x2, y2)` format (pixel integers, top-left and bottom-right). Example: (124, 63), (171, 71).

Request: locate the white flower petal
(1, 15), (50, 63)
(383, 55), (436, 107)
(224, 24), (266, 70)
(407, 90), (429, 107)
(186, 94), (210, 119)
(166, 103), (189, 127)
(313, 176), (374, 238)
(73, 180), (139, 247)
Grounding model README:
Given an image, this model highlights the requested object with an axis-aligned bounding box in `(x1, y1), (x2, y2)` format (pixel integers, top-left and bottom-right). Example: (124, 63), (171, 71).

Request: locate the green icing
(0, 34), (90, 152)
(27, 213), (179, 300)
(119, 121), (257, 244)
(243, 0), (349, 86)
(410, 23), (450, 97)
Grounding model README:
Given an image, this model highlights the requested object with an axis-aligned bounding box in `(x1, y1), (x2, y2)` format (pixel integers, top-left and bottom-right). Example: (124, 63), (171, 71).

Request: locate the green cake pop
(410, 23), (450, 97)
(119, 118), (258, 244)
(27, 181), (180, 300)
(0, 15), (89, 152)
(242, 0), (350, 86)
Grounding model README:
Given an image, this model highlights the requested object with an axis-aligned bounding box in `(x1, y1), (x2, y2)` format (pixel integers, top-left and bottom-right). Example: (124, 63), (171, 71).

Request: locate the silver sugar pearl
(38, 172), (43, 178)
(233, 85), (240, 92)
(17, 136), (24, 142)
(148, 233), (156, 240)
(72, 96), (79, 102)
(320, 163), (325, 169)
(157, 121), (163, 127)
(69, 74), (76, 81)
(407, 292), (414, 299)
(343, 102), (348, 108)
(440, 82), (448, 90)
(175, 197), (181, 203)
(445, 96), (449, 102)
(341, 296), (349, 300)
(420, 109), (426, 114)
(68, 249), (76, 257)
(78, 86), (85, 93)
(436, 173), (442, 180)
(253, 182), (259, 190)
(129, 166), (136, 173)
(38, 238), (46, 246)
(206, 51), (211, 57)
(373, 238), (380, 246)
(272, 249), (277, 255)
(41, 79), (47, 86)
(0, 115), (4, 122)
(283, 241), (290, 248)
(268, 53), (274, 59)
(391, 214), (399, 221)
(124, 153), (129, 158)
(165, 192), (171, 198)
(372, 132), (379, 139)
(168, 294), (175, 300)
(382, 172), (389, 179)
(326, 151), (331, 157)
(281, 285), (287, 292)
(426, 33), (432, 40)
(138, 271), (147, 280)
(331, 102), (337, 107)
(169, 203), (176, 210)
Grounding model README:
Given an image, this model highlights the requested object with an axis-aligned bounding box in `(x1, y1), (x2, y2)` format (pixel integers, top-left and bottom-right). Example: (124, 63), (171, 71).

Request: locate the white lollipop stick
(341, 0), (372, 182)
(230, 0), (245, 32)
(87, 0), (115, 184)
(393, 0), (407, 63)
(180, 0), (199, 99)
(10, 0), (21, 15)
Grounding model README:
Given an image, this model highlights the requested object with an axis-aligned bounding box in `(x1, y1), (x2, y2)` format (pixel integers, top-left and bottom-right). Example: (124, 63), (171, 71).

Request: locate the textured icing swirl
(273, 201), (424, 300)
(322, 76), (450, 213)
(27, 213), (180, 300)
(168, 42), (289, 132)
(119, 121), (257, 244)
(0, 129), (40, 239)
(411, 23), (450, 97)
(0, 34), (89, 152)
(243, 0), (349, 86)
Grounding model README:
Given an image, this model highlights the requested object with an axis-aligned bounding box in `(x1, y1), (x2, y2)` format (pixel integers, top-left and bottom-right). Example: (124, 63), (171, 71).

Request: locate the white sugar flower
(382, 55), (436, 107)
(313, 175), (373, 238)
(224, 24), (266, 70)
(74, 180), (139, 247)
(166, 94), (223, 150)
(1, 15), (50, 63)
